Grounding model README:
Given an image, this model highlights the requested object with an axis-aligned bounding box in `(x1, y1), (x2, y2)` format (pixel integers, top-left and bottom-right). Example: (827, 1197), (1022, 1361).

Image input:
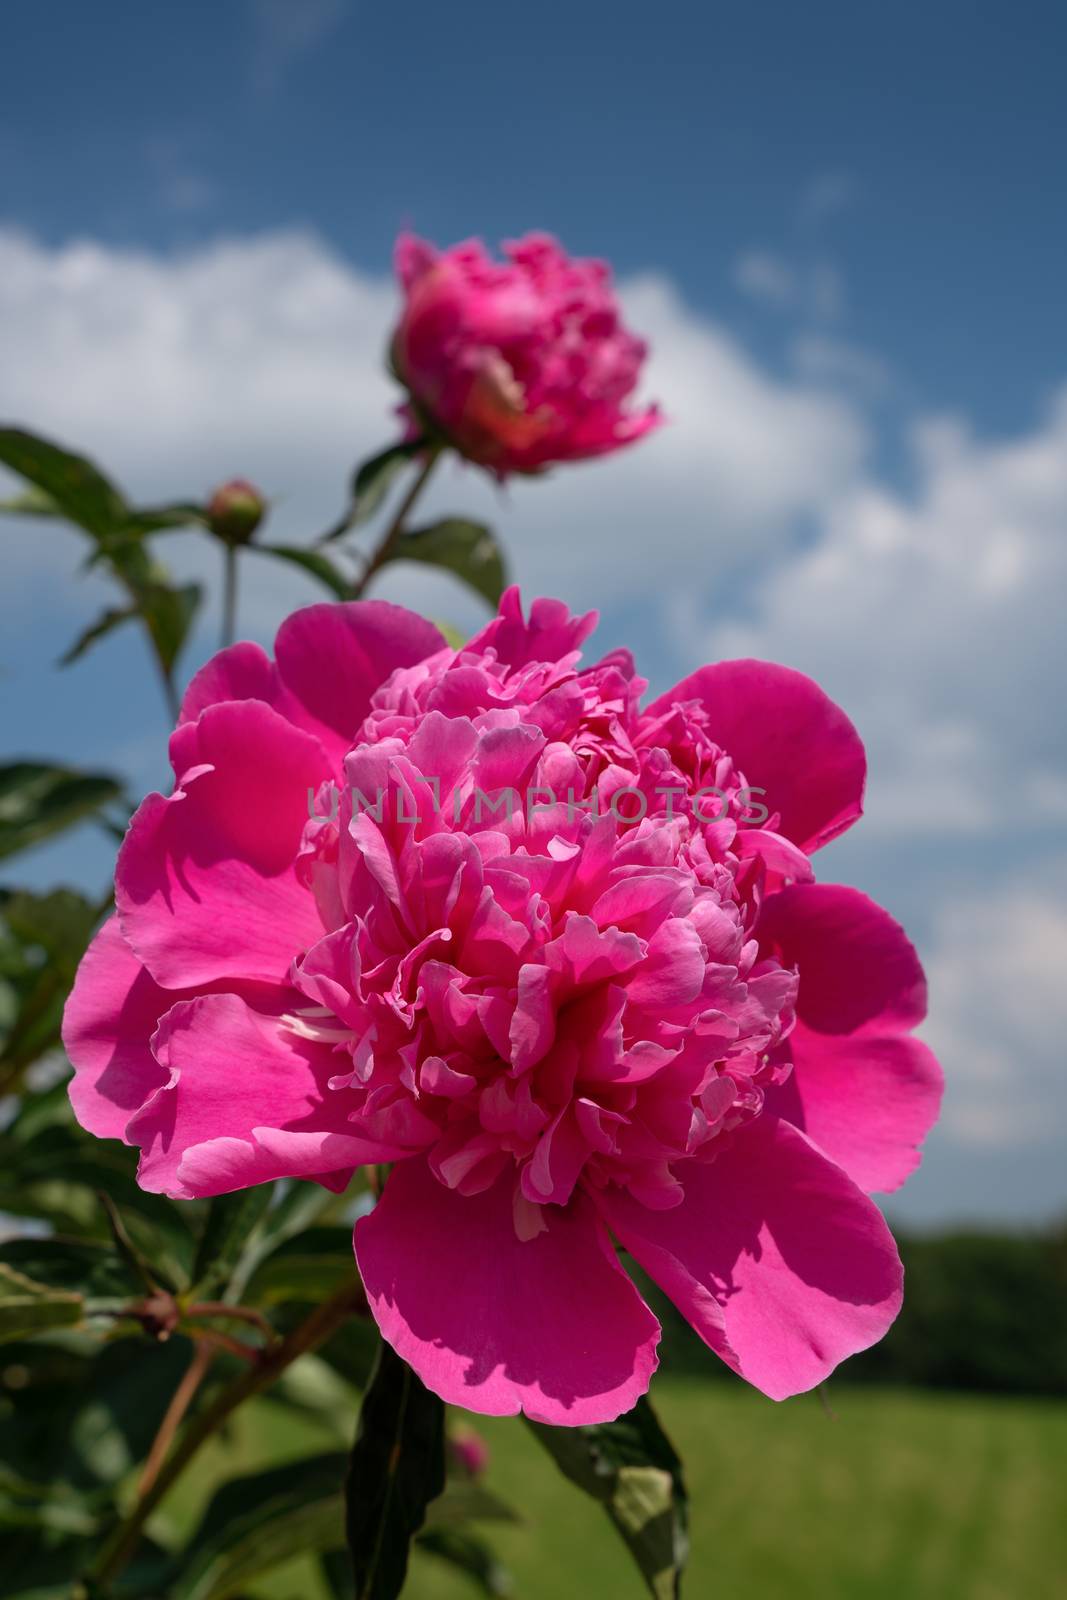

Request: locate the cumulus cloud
(706, 394), (1067, 840)
(0, 226), (868, 655)
(923, 872), (1067, 1149)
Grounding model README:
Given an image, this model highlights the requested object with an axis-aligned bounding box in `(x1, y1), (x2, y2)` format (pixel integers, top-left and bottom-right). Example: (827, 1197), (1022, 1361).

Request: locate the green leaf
(350, 440), (426, 526)
(0, 426), (128, 539)
(388, 518), (507, 607)
(525, 1394), (689, 1600)
(0, 764), (126, 861)
(415, 1528), (513, 1597)
(213, 1179), (341, 1305)
(345, 1340), (446, 1600)
(0, 1469), (99, 1537)
(121, 501), (206, 537)
(167, 1452), (348, 1600)
(59, 576), (201, 674)
(0, 1234), (139, 1301)
(320, 440), (425, 542)
(0, 1261), (83, 1342)
(423, 1480), (520, 1528)
(0, 885), (99, 960)
(0, 887), (102, 1081)
(0, 485), (64, 517)
(306, 1309), (381, 1396)
(0, 427), (204, 690)
(191, 1188), (276, 1299)
(132, 580), (202, 675)
(57, 602), (141, 667)
(319, 1549), (355, 1599)
(0, 1333), (193, 1495)
(254, 543), (352, 600)
(0, 1115), (199, 1289)
(241, 1225), (360, 1306)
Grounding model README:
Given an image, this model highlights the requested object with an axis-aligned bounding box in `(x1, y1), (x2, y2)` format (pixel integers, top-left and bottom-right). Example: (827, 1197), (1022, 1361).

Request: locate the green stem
(221, 542), (238, 649)
(87, 1277), (369, 1590)
(351, 446), (442, 599)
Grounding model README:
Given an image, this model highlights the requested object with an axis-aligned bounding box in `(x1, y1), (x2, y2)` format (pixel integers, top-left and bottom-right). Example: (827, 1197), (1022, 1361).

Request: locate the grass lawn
(173, 1379), (1067, 1600)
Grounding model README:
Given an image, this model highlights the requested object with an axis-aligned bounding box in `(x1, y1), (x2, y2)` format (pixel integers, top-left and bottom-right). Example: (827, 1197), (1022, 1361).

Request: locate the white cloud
(706, 392), (1067, 839)
(0, 228), (868, 650)
(734, 251), (796, 308)
(790, 335), (891, 398)
(248, 0), (347, 93)
(923, 874), (1067, 1147)
(734, 250), (844, 322)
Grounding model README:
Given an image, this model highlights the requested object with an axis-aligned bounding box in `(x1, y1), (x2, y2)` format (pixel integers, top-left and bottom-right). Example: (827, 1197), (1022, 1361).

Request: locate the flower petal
(760, 883), (927, 1034)
(116, 700), (332, 988)
(760, 883), (942, 1190)
(179, 641), (285, 723)
(465, 588), (597, 670)
(62, 916), (173, 1140)
(601, 1118), (902, 1401)
(274, 602), (446, 763)
(648, 660), (866, 853)
(355, 1156), (660, 1423)
(181, 606), (446, 769)
(129, 993), (403, 1199)
(773, 1034), (943, 1194)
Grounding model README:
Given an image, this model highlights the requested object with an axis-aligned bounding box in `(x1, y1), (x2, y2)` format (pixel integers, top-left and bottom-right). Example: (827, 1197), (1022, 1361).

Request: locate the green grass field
(177, 1378), (1066, 1600)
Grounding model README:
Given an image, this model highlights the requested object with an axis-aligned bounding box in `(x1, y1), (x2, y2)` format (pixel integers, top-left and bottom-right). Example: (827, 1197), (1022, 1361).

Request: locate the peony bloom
(64, 591), (941, 1424)
(391, 233), (661, 475)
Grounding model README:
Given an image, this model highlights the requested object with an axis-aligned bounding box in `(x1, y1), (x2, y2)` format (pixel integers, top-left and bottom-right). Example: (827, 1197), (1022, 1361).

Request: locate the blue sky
(5, 0), (1066, 434)
(2, 0), (1066, 1226)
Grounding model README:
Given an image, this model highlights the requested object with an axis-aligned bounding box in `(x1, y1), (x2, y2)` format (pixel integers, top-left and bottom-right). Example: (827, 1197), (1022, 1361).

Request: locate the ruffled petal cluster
(64, 591), (941, 1423)
(391, 233), (661, 474)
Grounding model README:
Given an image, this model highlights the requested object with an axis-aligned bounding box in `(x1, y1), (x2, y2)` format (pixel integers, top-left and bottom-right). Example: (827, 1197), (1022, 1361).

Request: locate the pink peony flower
(64, 591), (941, 1424)
(391, 233), (661, 475)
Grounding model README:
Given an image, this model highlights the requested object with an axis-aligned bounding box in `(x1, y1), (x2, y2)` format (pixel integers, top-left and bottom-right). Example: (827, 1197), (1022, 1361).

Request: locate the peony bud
(450, 1429), (490, 1478)
(206, 478), (266, 545)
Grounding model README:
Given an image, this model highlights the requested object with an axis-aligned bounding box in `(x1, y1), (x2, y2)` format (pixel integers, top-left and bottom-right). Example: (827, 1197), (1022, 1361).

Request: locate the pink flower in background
(450, 1429), (490, 1478)
(391, 233), (661, 475)
(64, 591), (941, 1424)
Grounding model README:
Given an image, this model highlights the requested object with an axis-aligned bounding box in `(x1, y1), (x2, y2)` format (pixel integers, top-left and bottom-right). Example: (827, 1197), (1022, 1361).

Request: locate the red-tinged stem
(87, 1277), (370, 1589)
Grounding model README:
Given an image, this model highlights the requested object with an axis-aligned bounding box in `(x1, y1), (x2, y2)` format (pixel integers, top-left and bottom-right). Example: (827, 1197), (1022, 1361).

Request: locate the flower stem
(87, 1277), (369, 1589)
(136, 1342), (214, 1499)
(351, 445), (442, 599)
(221, 542), (238, 648)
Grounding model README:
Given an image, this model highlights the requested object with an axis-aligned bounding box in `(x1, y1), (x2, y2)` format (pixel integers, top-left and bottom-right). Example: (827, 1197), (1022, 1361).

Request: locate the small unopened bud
(450, 1429), (490, 1478)
(206, 478), (266, 545)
